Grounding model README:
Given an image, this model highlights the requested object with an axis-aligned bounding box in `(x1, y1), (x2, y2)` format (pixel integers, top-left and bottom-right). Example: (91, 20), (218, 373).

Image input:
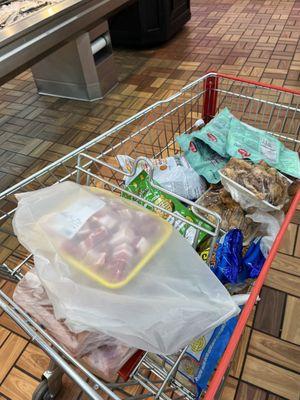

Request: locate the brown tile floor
(0, 0), (299, 399)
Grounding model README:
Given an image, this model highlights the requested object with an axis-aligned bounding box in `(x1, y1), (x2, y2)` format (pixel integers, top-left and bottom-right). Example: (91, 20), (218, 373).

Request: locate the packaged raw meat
(13, 181), (239, 355)
(117, 154), (207, 200)
(81, 344), (136, 382)
(13, 270), (136, 380)
(13, 181), (172, 289)
(13, 270), (125, 358)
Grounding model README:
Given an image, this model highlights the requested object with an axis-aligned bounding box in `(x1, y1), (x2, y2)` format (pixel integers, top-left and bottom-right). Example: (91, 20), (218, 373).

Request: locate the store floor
(0, 0), (299, 399)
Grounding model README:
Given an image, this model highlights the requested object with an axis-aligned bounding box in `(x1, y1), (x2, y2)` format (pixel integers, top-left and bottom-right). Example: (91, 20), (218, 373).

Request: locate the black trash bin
(109, 0), (191, 47)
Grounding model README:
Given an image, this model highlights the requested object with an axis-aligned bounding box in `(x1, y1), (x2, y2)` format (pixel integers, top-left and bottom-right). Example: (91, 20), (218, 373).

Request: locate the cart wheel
(32, 380), (52, 400)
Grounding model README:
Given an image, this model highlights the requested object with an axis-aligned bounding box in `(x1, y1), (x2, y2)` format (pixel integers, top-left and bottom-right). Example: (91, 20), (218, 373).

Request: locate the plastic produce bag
(242, 210), (283, 278)
(246, 210), (283, 258)
(117, 155), (207, 200)
(13, 181), (239, 355)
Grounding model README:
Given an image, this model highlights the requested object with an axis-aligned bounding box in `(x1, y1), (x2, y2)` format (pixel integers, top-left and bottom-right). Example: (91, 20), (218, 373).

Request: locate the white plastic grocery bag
(13, 181), (239, 354)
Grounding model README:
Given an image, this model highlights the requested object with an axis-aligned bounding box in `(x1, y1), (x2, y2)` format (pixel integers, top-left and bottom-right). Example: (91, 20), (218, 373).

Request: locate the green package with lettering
(123, 171), (211, 246)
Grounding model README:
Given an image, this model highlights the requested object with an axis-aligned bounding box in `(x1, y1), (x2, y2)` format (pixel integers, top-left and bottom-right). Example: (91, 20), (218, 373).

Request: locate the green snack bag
(177, 134), (229, 184)
(226, 118), (300, 179)
(192, 108), (232, 157)
(123, 171), (211, 246)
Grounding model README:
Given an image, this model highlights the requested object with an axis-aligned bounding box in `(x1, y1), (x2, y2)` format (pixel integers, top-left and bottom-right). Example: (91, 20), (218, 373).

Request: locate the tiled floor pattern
(0, 0), (299, 399)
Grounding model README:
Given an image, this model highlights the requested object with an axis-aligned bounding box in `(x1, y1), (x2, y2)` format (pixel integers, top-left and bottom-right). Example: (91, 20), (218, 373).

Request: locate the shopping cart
(0, 72), (299, 400)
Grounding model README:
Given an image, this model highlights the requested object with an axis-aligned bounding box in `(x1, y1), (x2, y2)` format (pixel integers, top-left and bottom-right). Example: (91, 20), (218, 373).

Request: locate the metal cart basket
(0, 72), (299, 400)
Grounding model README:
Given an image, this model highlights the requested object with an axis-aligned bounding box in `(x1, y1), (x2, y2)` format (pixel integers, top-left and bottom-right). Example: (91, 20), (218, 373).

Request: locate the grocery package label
(41, 197), (105, 239)
(178, 355), (200, 381)
(260, 136), (278, 164)
(226, 119), (281, 164)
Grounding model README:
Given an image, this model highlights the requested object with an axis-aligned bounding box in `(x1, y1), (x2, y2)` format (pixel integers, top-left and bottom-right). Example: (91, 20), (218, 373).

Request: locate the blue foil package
(215, 229), (243, 284)
(243, 237), (266, 278)
(194, 315), (238, 397)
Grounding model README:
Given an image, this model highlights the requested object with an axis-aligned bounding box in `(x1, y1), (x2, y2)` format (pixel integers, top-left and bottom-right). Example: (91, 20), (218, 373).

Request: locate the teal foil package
(226, 118), (300, 179)
(178, 107), (300, 180)
(176, 134), (228, 183)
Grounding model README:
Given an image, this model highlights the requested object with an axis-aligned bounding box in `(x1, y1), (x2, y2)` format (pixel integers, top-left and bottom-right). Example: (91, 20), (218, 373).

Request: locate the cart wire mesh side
(0, 72), (299, 400)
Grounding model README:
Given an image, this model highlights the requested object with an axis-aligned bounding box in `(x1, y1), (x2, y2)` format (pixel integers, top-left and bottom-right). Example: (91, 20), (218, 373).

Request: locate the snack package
(242, 237), (265, 279)
(124, 170), (211, 246)
(156, 316), (238, 398)
(117, 155), (207, 200)
(215, 229), (244, 284)
(221, 158), (290, 211)
(175, 331), (215, 381)
(190, 108), (232, 157)
(199, 238), (254, 295)
(176, 134), (228, 183)
(13, 181), (239, 355)
(194, 316), (238, 396)
(193, 188), (257, 244)
(227, 118), (300, 179)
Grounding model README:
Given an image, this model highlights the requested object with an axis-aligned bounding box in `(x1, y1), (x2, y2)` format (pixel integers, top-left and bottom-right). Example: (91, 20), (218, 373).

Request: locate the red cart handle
(216, 72), (300, 95)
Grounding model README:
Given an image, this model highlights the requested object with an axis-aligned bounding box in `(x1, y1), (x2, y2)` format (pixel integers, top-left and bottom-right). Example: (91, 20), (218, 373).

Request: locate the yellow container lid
(45, 188), (172, 289)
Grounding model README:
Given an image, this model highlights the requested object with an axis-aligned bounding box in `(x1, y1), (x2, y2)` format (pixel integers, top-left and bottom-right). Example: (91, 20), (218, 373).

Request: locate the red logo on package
(207, 132), (217, 142)
(189, 141), (197, 152)
(238, 148), (251, 158)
